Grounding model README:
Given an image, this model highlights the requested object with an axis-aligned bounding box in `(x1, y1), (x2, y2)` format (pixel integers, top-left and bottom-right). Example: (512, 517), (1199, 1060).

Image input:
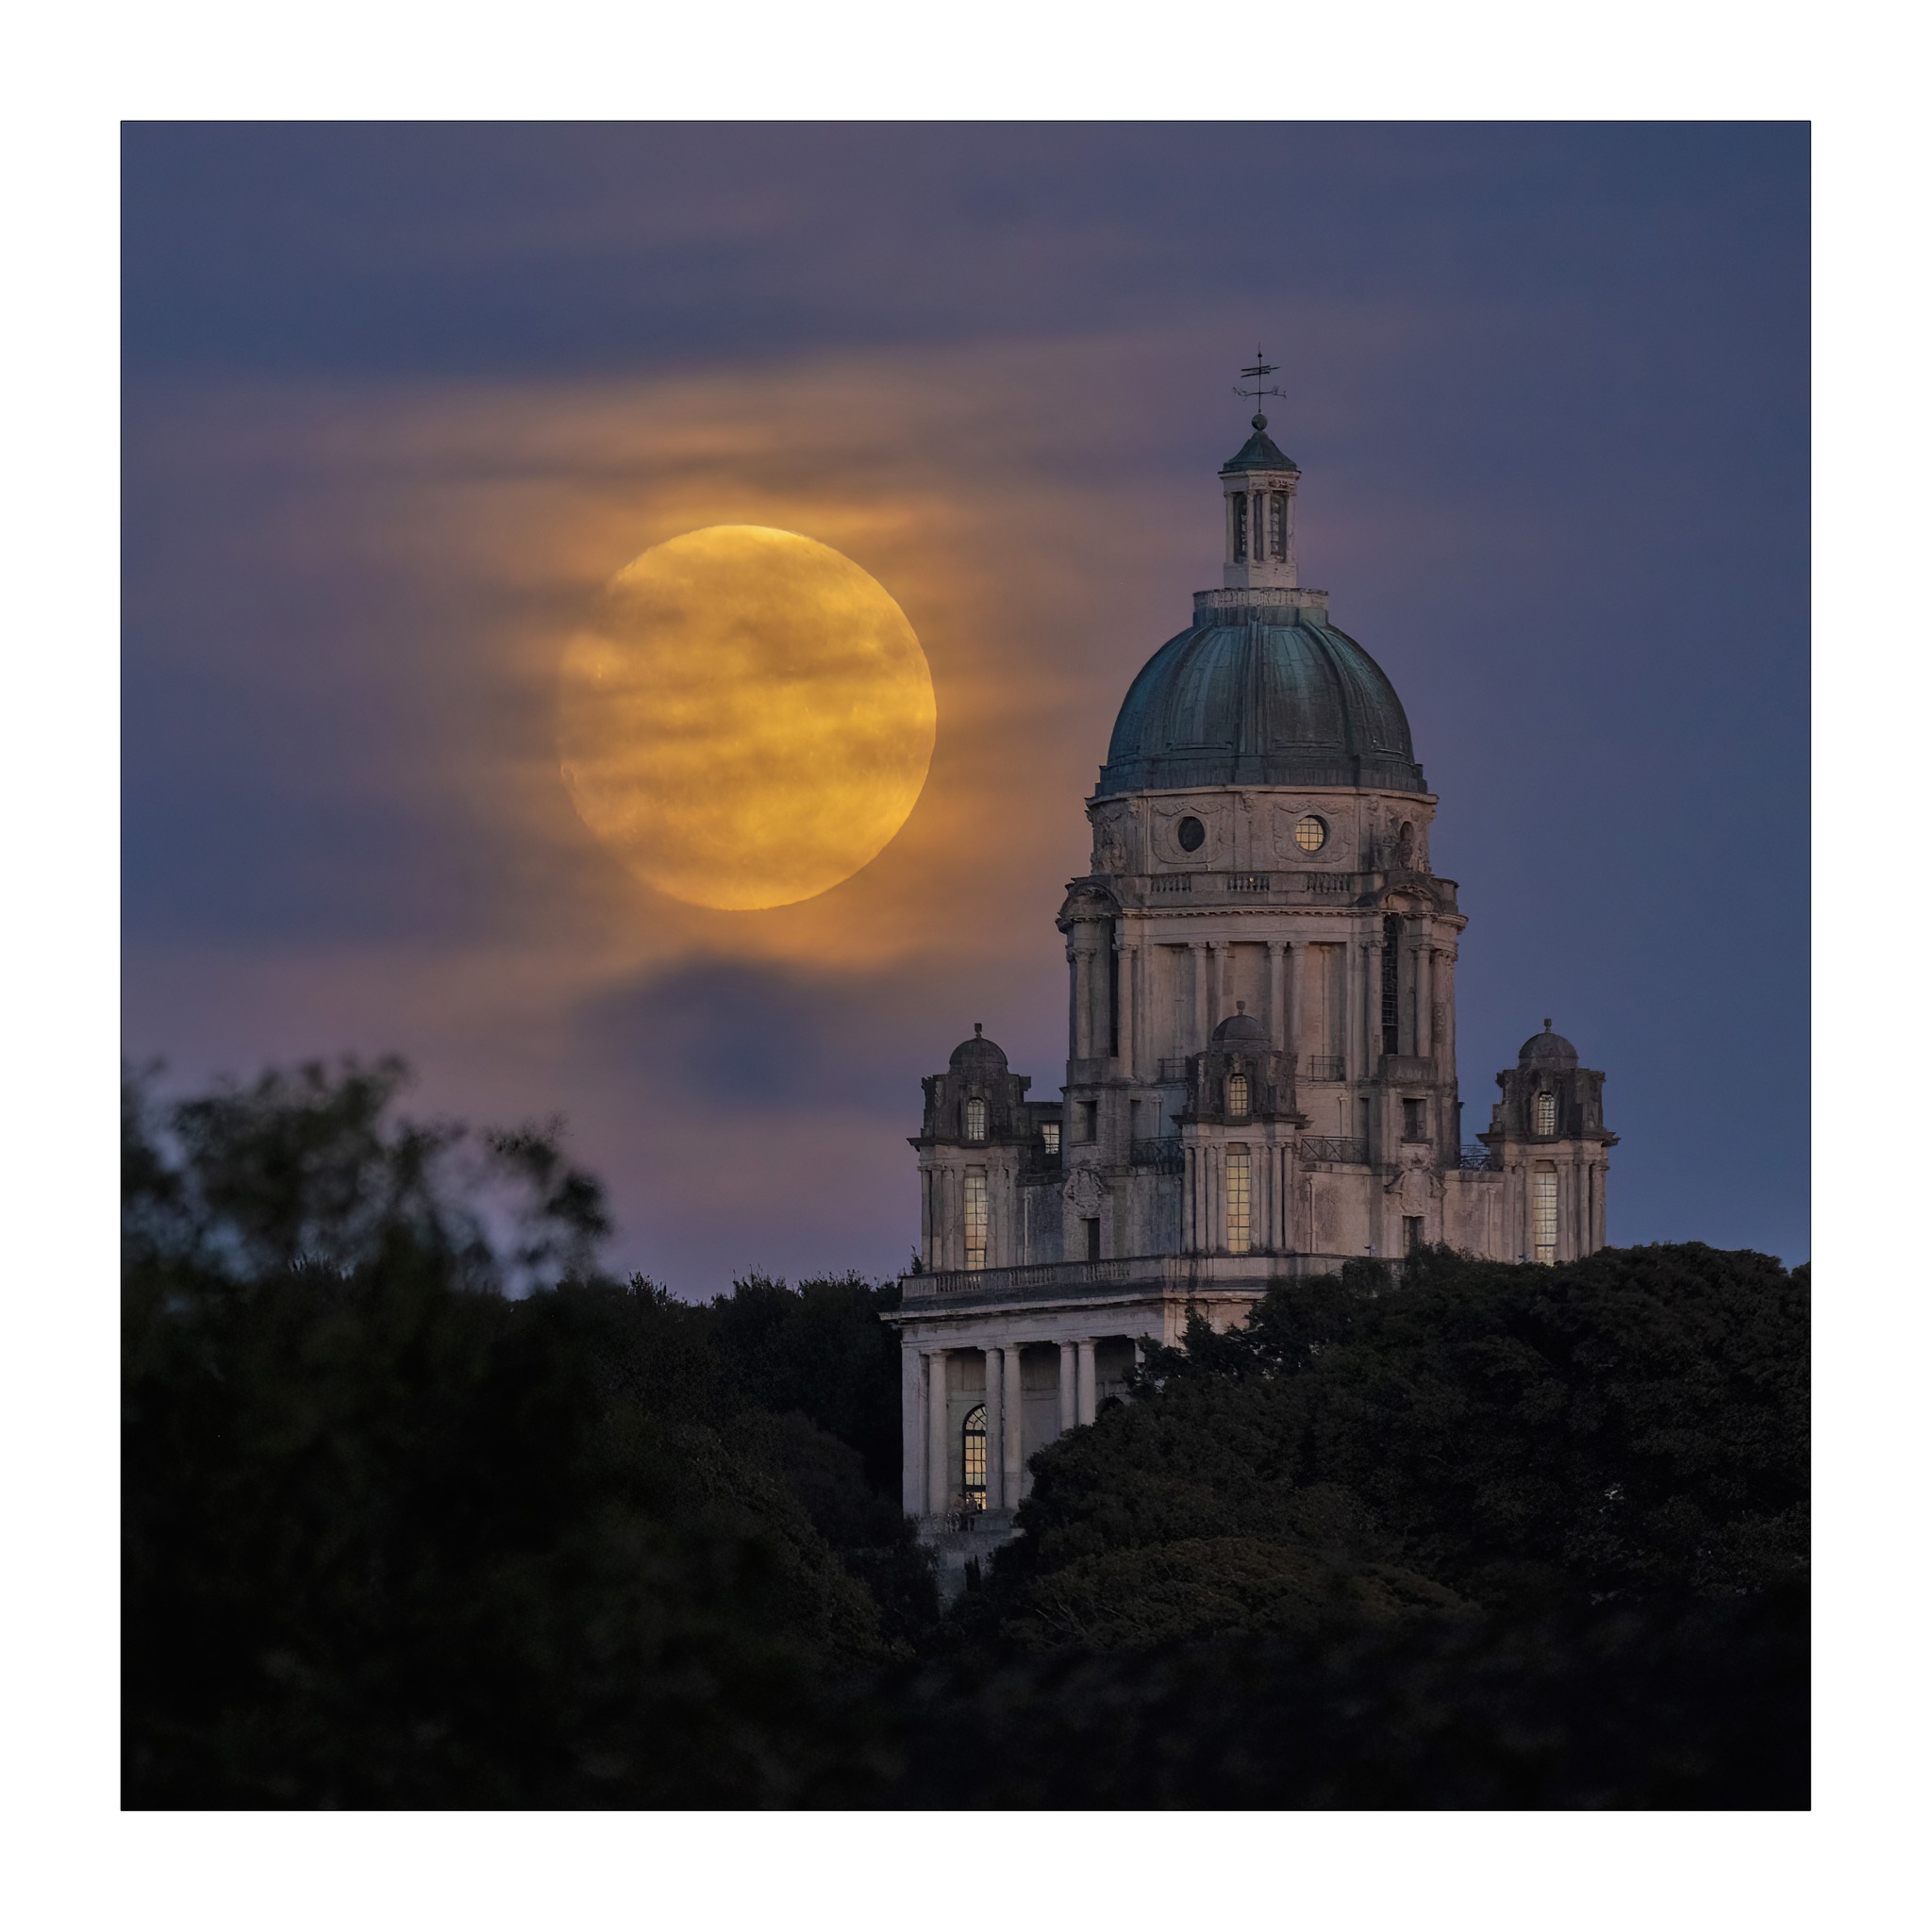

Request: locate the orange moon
(558, 525), (937, 911)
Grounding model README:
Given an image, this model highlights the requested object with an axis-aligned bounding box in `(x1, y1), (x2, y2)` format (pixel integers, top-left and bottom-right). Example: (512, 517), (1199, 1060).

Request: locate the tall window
(1226, 1071), (1250, 1117)
(1041, 1120), (1060, 1156)
(1381, 915), (1402, 1055)
(964, 1169), (989, 1271)
(1269, 491), (1289, 559)
(964, 1096), (988, 1142)
(1225, 1146), (1252, 1255)
(1231, 492), (1248, 560)
(1084, 1216), (1101, 1262)
(1403, 1097), (1425, 1140)
(1404, 1215), (1424, 1254)
(1532, 1169), (1558, 1264)
(961, 1405), (987, 1511)
(1532, 1091), (1557, 1136)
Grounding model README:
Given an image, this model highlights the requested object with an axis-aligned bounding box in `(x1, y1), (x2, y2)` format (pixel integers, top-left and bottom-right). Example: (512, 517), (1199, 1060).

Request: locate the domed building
(888, 400), (1615, 1548)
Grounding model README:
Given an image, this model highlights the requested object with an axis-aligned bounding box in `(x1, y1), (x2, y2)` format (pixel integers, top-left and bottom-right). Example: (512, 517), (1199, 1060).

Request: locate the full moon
(558, 525), (937, 910)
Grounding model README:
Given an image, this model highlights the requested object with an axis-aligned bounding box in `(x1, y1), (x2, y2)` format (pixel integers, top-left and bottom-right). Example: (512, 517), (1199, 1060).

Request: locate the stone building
(885, 407), (1615, 1557)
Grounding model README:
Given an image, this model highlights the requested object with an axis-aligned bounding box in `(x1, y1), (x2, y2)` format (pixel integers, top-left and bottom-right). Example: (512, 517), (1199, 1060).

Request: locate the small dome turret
(948, 1022), (1008, 1074)
(1211, 1002), (1270, 1048)
(1518, 1019), (1579, 1071)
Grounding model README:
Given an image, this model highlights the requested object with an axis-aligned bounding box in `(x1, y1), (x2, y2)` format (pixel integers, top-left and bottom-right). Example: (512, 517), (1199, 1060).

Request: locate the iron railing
(1157, 1057), (1191, 1082)
(1129, 1136), (1183, 1173)
(1300, 1135), (1368, 1164)
(1304, 1056), (1345, 1081)
(1457, 1144), (1501, 1172)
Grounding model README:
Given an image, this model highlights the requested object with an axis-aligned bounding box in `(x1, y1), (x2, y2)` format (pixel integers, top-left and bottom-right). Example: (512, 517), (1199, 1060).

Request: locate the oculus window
(1176, 815), (1206, 853)
(1294, 813), (1327, 854)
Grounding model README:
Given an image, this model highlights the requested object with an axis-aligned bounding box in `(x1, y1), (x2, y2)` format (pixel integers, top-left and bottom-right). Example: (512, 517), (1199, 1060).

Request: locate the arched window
(963, 1169), (988, 1271)
(1226, 1071), (1251, 1117)
(961, 1404), (988, 1510)
(1533, 1091), (1557, 1136)
(1225, 1146), (1252, 1255)
(964, 1096), (988, 1142)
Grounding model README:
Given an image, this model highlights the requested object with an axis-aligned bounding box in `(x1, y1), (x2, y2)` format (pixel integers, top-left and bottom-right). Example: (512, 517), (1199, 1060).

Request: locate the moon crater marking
(559, 525), (937, 911)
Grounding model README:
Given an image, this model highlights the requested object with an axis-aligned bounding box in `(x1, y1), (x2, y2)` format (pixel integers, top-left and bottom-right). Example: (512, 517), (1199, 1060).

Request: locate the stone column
(1057, 1340), (1077, 1434)
(1076, 1338), (1098, 1425)
(1116, 935), (1136, 1073)
(901, 1343), (925, 1518)
(1002, 1344), (1024, 1501)
(1191, 941), (1210, 1052)
(1414, 944), (1433, 1058)
(925, 1351), (949, 1517)
(1266, 940), (1286, 1049)
(983, 1346), (1005, 1509)
(1285, 940), (1304, 1061)
(1365, 936), (1384, 1068)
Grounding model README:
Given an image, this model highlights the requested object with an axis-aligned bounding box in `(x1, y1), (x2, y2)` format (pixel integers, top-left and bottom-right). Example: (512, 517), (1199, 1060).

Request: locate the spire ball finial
(1251, 412), (1267, 431)
(1236, 1000), (1246, 1012)
(1542, 1017), (1553, 1032)
(974, 1022), (983, 1037)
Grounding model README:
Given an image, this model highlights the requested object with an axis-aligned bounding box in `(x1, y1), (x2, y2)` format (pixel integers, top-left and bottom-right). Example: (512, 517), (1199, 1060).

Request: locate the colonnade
(916, 1336), (1138, 1517)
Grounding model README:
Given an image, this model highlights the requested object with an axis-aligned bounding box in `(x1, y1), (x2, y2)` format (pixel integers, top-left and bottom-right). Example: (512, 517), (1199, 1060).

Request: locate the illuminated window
(1225, 1146), (1252, 1255)
(964, 1096), (988, 1142)
(964, 1169), (988, 1271)
(1269, 491), (1289, 559)
(1231, 492), (1248, 560)
(1532, 1169), (1558, 1264)
(1041, 1121), (1060, 1155)
(1533, 1091), (1557, 1136)
(1294, 814), (1327, 854)
(1226, 1071), (1250, 1117)
(961, 1404), (987, 1510)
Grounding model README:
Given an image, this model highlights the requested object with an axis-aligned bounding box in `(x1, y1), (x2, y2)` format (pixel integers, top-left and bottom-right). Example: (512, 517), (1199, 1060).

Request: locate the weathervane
(1234, 346), (1285, 415)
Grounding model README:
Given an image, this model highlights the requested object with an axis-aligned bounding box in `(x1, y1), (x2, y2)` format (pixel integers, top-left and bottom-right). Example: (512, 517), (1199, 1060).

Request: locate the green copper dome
(1095, 593), (1426, 798)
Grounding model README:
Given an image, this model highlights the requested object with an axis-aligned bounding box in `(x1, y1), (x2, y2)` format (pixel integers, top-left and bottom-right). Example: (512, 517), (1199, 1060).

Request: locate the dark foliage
(123, 1061), (916, 1807)
(125, 1063), (1807, 1808)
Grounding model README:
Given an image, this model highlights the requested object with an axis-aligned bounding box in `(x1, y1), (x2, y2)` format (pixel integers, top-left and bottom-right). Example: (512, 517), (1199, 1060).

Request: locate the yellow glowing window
(962, 1404), (987, 1509)
(964, 1096), (988, 1142)
(1533, 1091), (1557, 1136)
(964, 1169), (988, 1271)
(1532, 1169), (1558, 1264)
(1225, 1146), (1252, 1255)
(1041, 1121), (1060, 1155)
(1294, 814), (1327, 854)
(1226, 1072), (1250, 1117)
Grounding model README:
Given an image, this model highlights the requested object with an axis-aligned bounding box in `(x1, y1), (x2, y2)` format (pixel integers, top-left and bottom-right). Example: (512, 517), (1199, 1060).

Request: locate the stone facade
(886, 411), (1615, 1562)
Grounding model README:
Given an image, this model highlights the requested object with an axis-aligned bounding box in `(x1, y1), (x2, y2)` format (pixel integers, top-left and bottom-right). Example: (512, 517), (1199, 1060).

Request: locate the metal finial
(1542, 1017), (1552, 1031)
(1234, 345), (1285, 410)
(1236, 1000), (1246, 1012)
(974, 1022), (983, 1037)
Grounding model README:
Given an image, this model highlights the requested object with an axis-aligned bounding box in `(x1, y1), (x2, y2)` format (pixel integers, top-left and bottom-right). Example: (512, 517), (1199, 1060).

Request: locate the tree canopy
(124, 1059), (1807, 1808)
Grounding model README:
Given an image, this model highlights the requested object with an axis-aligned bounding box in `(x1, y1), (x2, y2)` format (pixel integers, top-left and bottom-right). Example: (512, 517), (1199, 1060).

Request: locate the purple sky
(123, 123), (1808, 1288)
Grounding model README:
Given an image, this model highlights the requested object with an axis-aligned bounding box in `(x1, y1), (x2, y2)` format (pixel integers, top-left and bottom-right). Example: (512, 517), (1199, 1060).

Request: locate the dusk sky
(123, 122), (1809, 1290)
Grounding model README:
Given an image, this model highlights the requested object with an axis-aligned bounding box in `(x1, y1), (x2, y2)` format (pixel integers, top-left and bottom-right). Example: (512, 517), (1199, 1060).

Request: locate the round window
(1294, 813), (1328, 855)
(1176, 816), (1206, 853)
